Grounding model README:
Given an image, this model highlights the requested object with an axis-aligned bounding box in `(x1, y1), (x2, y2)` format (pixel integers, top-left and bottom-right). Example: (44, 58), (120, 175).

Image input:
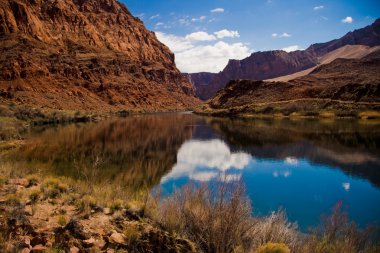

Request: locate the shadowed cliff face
(190, 19), (380, 100)
(0, 0), (199, 112)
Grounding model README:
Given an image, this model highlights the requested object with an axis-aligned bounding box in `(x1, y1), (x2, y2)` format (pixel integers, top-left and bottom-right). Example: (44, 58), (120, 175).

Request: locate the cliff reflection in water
(12, 114), (198, 190)
(205, 118), (380, 187)
(12, 115), (380, 190)
(5, 114), (380, 228)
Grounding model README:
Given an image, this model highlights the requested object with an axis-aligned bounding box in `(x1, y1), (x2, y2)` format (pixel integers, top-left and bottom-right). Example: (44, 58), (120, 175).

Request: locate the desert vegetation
(1, 162), (379, 252)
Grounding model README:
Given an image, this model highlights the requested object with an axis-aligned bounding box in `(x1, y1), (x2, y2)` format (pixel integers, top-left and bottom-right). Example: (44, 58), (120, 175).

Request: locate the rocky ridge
(198, 57), (380, 115)
(0, 0), (199, 112)
(189, 18), (380, 100)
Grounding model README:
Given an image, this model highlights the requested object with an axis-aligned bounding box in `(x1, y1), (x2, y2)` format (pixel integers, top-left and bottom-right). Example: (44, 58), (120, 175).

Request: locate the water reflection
(2, 114), (380, 229)
(161, 139), (251, 182)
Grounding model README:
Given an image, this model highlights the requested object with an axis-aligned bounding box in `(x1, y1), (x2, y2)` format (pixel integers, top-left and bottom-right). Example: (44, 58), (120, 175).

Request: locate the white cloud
(342, 16), (353, 23)
(313, 5), (324, 11)
(176, 41), (252, 73)
(282, 45), (301, 52)
(161, 140), (251, 183)
(214, 29), (240, 39)
(155, 22), (164, 26)
(156, 29), (252, 73)
(149, 14), (160, 20)
(211, 8), (224, 13)
(185, 31), (216, 41)
(191, 16), (207, 22)
(272, 32), (291, 38)
(155, 32), (193, 52)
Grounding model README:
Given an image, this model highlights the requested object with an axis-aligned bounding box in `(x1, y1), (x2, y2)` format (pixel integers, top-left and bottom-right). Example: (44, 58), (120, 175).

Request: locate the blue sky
(122, 0), (380, 73)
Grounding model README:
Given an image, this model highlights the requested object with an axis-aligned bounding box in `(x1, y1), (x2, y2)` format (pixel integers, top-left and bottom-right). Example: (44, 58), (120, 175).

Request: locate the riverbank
(195, 100), (380, 120)
(0, 104), (194, 142)
(1, 164), (379, 252)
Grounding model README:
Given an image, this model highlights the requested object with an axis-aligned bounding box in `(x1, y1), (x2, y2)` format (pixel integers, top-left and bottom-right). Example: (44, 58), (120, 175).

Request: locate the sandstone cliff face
(191, 19), (380, 100)
(0, 0), (198, 112)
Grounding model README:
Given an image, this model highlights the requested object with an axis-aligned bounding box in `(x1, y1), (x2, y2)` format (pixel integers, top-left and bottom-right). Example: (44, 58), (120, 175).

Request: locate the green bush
(109, 199), (124, 213)
(40, 177), (68, 198)
(76, 195), (97, 215)
(29, 190), (41, 203)
(58, 215), (67, 227)
(256, 242), (290, 253)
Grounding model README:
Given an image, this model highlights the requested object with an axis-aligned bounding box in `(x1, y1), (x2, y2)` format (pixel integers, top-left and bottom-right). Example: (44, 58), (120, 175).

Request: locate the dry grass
(158, 178), (256, 253)
(302, 201), (380, 253)
(250, 210), (299, 250)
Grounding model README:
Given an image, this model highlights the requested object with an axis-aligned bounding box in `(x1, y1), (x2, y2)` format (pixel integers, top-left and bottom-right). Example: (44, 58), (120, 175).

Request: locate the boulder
(109, 232), (125, 245)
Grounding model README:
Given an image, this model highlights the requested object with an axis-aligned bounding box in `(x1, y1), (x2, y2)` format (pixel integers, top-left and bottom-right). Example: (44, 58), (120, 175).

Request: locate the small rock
(21, 248), (31, 253)
(25, 206), (33, 216)
(69, 247), (80, 253)
(95, 238), (106, 249)
(103, 208), (111, 215)
(8, 178), (29, 186)
(20, 236), (31, 247)
(83, 237), (95, 247)
(31, 244), (47, 252)
(109, 232), (125, 245)
(106, 249), (115, 253)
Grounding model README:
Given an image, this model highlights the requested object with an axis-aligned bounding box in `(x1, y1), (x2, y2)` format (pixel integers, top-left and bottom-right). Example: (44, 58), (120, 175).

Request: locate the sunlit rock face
(161, 139), (252, 182)
(0, 0), (198, 111)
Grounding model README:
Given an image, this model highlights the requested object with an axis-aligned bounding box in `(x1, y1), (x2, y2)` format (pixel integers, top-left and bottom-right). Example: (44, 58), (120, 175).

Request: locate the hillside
(0, 0), (199, 112)
(190, 19), (380, 100)
(268, 45), (380, 82)
(197, 57), (380, 117)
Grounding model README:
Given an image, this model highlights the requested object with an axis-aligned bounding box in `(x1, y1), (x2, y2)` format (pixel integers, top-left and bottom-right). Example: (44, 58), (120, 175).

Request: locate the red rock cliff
(0, 0), (199, 111)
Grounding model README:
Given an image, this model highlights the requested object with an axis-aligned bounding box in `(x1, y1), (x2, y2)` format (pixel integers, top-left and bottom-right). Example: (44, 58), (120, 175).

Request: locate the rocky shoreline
(0, 176), (195, 253)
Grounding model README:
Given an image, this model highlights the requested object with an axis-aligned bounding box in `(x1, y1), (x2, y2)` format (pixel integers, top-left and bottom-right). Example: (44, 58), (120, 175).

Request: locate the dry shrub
(123, 224), (141, 244)
(158, 178), (254, 253)
(250, 210), (299, 251)
(303, 201), (380, 253)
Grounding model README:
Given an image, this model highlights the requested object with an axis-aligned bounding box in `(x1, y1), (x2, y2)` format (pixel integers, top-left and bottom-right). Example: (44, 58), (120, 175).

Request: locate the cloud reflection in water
(161, 139), (251, 182)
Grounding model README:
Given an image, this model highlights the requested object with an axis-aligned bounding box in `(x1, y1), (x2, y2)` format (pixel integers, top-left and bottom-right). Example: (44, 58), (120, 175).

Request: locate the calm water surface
(5, 113), (380, 230)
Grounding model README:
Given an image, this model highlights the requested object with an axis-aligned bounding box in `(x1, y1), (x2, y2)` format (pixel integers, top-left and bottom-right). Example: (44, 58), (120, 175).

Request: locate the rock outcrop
(190, 18), (380, 100)
(0, 0), (199, 112)
(200, 57), (380, 114)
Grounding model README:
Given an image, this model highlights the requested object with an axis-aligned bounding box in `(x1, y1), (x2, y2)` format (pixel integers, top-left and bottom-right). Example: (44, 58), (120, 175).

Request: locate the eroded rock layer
(0, 0), (199, 112)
